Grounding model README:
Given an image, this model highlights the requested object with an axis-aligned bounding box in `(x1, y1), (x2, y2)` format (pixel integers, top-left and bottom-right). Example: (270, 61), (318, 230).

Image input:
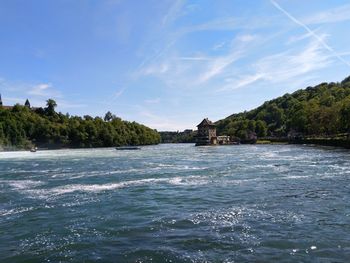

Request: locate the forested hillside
(216, 76), (350, 140)
(0, 99), (160, 149)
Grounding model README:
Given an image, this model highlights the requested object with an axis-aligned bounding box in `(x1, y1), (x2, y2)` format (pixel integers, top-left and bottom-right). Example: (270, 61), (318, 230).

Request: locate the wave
(48, 175), (208, 195)
(1, 180), (45, 190)
(0, 206), (35, 217)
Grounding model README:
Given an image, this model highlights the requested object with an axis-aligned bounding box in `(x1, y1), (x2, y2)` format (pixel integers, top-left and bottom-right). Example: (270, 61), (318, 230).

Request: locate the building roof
(1, 106), (13, 110)
(197, 118), (216, 127)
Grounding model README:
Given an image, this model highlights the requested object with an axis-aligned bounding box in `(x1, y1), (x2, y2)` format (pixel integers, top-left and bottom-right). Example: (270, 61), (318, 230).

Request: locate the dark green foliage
(217, 76), (350, 139)
(45, 99), (57, 116)
(104, 111), (113, 122)
(0, 100), (160, 149)
(160, 130), (196, 143)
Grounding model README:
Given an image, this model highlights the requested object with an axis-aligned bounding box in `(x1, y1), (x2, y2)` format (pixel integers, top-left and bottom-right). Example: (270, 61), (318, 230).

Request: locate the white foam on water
(0, 206), (35, 217)
(20, 175), (210, 197)
(167, 175), (207, 186)
(0, 148), (120, 160)
(2, 179), (45, 190)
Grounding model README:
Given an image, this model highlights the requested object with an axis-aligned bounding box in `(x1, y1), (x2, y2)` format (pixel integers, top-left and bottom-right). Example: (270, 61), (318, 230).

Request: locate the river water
(0, 144), (349, 262)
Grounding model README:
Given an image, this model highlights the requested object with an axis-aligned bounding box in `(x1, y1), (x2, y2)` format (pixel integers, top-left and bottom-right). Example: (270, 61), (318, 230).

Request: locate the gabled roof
(197, 118), (216, 127)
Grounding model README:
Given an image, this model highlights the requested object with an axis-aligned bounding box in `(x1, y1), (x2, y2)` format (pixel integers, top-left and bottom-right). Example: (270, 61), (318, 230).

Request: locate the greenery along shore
(161, 76), (350, 145)
(0, 99), (160, 150)
(216, 75), (350, 141)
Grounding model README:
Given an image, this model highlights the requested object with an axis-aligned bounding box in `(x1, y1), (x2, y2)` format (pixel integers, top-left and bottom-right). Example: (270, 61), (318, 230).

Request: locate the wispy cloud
(286, 30), (318, 45)
(114, 87), (126, 98)
(270, 0), (350, 68)
(0, 79), (85, 111)
(221, 36), (332, 91)
(177, 56), (211, 61)
(137, 32), (262, 88)
(162, 0), (185, 26)
(28, 83), (52, 96)
(213, 41), (226, 50)
(141, 63), (169, 75)
(197, 34), (259, 84)
(302, 3), (350, 25)
(198, 49), (244, 83)
(236, 34), (257, 42)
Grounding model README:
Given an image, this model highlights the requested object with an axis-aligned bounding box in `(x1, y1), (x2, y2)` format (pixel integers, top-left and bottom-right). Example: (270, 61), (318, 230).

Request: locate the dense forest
(0, 99), (161, 150)
(216, 76), (350, 141)
(159, 130), (196, 143)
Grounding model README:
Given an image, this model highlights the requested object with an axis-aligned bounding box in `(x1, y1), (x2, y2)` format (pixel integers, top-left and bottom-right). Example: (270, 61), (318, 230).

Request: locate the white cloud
(221, 37), (333, 91)
(162, 0), (185, 26)
(28, 83), (61, 98)
(302, 3), (350, 25)
(114, 87), (126, 98)
(213, 41), (226, 50)
(236, 34), (257, 43)
(197, 48), (245, 84)
(270, 0), (350, 68)
(141, 63), (169, 75)
(286, 31), (316, 45)
(28, 83), (50, 96)
(224, 73), (265, 91)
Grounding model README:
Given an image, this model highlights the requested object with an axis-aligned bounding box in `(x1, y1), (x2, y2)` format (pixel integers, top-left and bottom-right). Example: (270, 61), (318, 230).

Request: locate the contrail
(270, 0), (350, 68)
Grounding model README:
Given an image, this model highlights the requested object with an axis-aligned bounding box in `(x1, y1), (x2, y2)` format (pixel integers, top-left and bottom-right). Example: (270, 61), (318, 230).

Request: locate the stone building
(195, 118), (217, 146)
(217, 135), (230, 145)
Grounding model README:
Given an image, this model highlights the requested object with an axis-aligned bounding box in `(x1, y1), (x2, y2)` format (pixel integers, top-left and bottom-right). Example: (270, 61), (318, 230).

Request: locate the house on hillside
(195, 118), (217, 146)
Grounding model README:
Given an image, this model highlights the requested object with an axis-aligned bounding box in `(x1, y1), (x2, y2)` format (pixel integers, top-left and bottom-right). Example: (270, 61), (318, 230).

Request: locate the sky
(1, 0), (350, 131)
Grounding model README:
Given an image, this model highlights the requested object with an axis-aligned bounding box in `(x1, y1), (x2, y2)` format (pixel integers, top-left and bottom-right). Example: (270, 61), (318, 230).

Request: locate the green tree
(46, 99), (57, 116)
(104, 111), (113, 122)
(255, 120), (267, 137)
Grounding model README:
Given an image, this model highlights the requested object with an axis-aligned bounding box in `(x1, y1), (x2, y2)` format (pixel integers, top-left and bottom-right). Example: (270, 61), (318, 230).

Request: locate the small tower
(0, 94), (2, 106)
(195, 118), (217, 146)
(25, 99), (31, 108)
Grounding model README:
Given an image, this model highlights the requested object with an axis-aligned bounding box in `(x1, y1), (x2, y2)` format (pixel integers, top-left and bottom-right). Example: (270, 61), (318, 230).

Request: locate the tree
(340, 98), (350, 132)
(0, 98), (161, 149)
(255, 120), (267, 137)
(104, 111), (113, 122)
(46, 99), (57, 116)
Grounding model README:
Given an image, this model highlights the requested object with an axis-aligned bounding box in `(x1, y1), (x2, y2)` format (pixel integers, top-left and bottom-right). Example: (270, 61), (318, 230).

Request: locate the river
(0, 144), (349, 262)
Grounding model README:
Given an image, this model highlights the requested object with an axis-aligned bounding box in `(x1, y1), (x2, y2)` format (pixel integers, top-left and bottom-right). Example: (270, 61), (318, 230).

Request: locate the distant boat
(116, 146), (141, 150)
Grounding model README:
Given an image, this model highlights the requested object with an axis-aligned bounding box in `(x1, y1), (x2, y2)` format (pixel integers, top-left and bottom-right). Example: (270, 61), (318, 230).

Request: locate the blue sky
(1, 0), (350, 131)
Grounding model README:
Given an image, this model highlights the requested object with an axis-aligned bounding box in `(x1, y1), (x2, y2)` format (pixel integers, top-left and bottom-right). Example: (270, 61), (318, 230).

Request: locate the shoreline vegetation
(2, 75), (350, 151)
(161, 75), (350, 149)
(0, 99), (160, 151)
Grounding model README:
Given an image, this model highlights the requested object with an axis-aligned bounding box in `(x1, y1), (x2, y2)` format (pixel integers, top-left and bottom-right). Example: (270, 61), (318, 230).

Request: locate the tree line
(159, 130), (196, 143)
(216, 76), (350, 140)
(0, 99), (161, 149)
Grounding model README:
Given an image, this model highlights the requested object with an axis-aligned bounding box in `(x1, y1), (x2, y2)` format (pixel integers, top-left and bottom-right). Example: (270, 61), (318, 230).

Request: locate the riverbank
(257, 136), (350, 149)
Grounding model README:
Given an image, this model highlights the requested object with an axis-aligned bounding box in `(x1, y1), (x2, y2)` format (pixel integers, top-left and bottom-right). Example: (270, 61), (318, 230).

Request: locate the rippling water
(0, 144), (350, 262)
